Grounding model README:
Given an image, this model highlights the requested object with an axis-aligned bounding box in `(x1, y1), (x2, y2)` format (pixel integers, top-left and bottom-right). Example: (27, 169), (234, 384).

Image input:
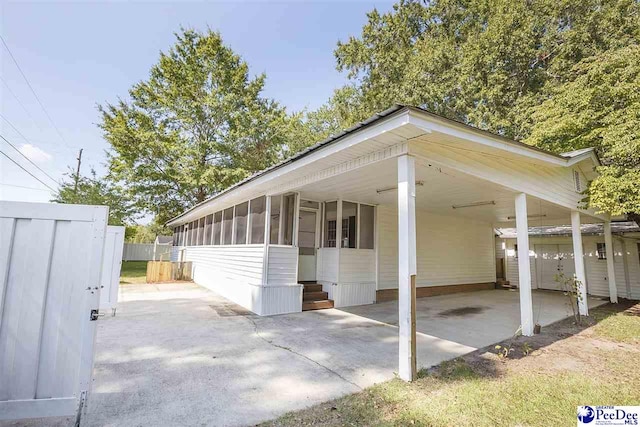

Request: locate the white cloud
(19, 144), (52, 163)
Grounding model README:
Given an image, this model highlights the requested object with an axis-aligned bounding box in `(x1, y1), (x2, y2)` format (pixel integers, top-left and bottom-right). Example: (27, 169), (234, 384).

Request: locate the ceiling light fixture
(451, 200), (496, 209)
(506, 214), (547, 220)
(376, 181), (425, 194)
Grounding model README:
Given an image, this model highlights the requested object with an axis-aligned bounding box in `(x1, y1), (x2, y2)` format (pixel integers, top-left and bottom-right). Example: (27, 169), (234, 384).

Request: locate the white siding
(183, 245), (264, 314)
(317, 248), (338, 284)
(267, 246), (298, 286)
(377, 205), (496, 289)
(505, 240), (538, 289)
(260, 285), (302, 315)
(332, 249), (376, 307)
(501, 235), (639, 300)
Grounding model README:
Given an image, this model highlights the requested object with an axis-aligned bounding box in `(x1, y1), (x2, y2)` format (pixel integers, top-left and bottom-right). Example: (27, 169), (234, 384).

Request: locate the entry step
(303, 291), (328, 301)
(301, 283), (322, 293)
(302, 299), (334, 311)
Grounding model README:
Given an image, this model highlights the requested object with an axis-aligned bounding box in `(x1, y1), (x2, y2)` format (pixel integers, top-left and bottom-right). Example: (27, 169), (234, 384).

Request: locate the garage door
(535, 244), (575, 291)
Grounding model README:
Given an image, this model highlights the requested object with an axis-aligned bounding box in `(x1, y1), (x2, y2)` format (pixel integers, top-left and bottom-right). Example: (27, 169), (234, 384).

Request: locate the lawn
(119, 261), (148, 284)
(262, 301), (640, 427)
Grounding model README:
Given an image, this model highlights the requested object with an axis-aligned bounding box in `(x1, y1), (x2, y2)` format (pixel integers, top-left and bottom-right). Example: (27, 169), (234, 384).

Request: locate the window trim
(596, 242), (607, 260)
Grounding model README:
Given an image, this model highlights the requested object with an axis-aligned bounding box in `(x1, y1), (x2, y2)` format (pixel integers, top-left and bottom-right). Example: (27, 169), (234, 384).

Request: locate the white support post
(514, 193), (534, 337)
(293, 193), (301, 247)
(278, 195), (285, 245)
(571, 211), (589, 316)
(246, 200), (252, 245)
(603, 222), (618, 303)
(397, 155), (417, 382)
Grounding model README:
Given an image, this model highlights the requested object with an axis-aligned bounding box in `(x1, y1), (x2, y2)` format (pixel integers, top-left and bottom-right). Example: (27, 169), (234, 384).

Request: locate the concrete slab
(2, 284), (607, 427)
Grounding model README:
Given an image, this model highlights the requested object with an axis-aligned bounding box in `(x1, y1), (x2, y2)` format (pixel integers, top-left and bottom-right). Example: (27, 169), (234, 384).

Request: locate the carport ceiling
(297, 156), (576, 225)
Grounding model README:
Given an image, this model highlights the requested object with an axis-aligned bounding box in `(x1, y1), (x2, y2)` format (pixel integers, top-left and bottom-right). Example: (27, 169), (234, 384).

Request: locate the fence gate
(99, 226), (125, 315)
(0, 201), (108, 422)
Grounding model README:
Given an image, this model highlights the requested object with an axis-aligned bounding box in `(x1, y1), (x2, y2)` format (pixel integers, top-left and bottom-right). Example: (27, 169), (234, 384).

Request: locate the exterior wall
(501, 235), (640, 300)
(264, 245), (301, 315)
(335, 249), (376, 307)
(504, 241), (538, 289)
(182, 245), (265, 314)
(377, 205), (496, 290)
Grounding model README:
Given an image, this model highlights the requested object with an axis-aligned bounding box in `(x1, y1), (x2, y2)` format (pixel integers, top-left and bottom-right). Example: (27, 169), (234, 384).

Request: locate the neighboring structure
(496, 222), (640, 300)
(153, 235), (173, 261)
(166, 104), (627, 381)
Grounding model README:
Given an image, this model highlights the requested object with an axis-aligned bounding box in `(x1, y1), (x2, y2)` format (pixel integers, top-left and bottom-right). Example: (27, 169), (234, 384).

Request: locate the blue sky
(0, 1), (392, 206)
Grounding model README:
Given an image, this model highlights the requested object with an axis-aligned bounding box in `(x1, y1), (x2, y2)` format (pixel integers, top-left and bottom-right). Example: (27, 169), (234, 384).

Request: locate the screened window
(197, 217), (205, 245)
(282, 194), (296, 246)
(204, 214), (213, 245)
(188, 221), (196, 246)
(597, 243), (607, 260)
(223, 208), (234, 245)
(250, 196), (266, 244)
(234, 202), (248, 244)
(213, 211), (222, 245)
(172, 227), (178, 246)
(359, 204), (374, 249)
(342, 202), (357, 248)
(324, 201), (337, 247)
(269, 196), (281, 244)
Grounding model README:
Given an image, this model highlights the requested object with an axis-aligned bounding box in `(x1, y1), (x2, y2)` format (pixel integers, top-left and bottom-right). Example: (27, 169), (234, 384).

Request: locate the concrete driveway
(78, 283), (606, 426)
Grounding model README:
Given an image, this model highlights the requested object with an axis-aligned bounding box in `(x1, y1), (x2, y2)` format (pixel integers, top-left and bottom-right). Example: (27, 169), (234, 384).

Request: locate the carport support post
(397, 154), (417, 381)
(514, 193), (534, 337)
(570, 211), (589, 315)
(603, 222), (618, 303)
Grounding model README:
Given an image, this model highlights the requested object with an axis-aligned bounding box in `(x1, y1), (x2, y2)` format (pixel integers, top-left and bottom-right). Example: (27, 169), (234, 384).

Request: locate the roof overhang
(167, 106), (603, 227)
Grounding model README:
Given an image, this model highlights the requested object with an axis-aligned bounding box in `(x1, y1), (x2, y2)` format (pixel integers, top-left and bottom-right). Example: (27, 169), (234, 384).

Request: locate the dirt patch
(210, 304), (253, 317)
(438, 306), (486, 317)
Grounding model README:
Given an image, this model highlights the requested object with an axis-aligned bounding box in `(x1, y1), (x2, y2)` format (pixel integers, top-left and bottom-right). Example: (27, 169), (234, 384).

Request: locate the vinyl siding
(377, 205), (496, 289)
(501, 236), (639, 300)
(183, 245), (264, 313)
(266, 246), (298, 286)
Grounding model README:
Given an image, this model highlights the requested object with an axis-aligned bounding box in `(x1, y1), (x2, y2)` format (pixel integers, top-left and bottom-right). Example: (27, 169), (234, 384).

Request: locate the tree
(526, 45), (640, 220)
(99, 28), (292, 224)
(331, 0), (640, 138)
(125, 222), (172, 243)
(52, 168), (135, 226)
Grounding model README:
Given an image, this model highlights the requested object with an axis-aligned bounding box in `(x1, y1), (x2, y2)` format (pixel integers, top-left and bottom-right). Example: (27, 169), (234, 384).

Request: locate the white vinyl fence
(100, 226), (125, 315)
(122, 243), (154, 261)
(0, 201), (112, 422)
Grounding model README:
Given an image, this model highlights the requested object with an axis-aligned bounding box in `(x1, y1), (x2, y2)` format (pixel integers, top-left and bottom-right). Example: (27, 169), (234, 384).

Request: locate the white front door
(298, 209), (319, 281)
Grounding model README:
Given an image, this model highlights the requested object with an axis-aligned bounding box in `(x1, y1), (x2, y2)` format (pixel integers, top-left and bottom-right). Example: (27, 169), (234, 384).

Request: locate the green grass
(119, 261), (148, 284)
(262, 305), (640, 427)
(592, 308), (640, 344)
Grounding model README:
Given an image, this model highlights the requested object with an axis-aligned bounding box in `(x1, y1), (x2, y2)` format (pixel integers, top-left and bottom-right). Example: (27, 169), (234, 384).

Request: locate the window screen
(359, 204), (374, 249)
(223, 208), (233, 245)
(204, 214), (213, 245)
(269, 196), (281, 244)
(197, 217), (205, 245)
(213, 211), (222, 245)
(342, 202), (357, 248)
(234, 202), (248, 244)
(282, 194), (296, 246)
(324, 201), (337, 248)
(250, 196), (266, 244)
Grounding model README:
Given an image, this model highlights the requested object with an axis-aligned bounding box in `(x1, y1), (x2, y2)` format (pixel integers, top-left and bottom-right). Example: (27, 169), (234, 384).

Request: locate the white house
(167, 105), (628, 381)
(496, 222), (640, 300)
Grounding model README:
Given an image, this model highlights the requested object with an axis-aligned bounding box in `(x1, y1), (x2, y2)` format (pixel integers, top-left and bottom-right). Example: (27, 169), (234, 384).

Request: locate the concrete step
(302, 299), (334, 311)
(302, 284), (322, 293)
(303, 291), (328, 301)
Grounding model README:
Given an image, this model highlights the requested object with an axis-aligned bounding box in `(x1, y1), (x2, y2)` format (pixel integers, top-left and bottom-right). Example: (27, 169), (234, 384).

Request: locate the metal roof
(496, 221), (640, 239)
(167, 104), (599, 226)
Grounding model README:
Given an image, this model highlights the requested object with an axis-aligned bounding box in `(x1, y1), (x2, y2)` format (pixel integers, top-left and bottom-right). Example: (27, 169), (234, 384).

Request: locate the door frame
(297, 203), (321, 281)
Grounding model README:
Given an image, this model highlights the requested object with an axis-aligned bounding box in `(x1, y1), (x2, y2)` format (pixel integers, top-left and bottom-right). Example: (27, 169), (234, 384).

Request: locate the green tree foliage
(99, 28), (291, 224)
(526, 45), (640, 218)
(51, 169), (134, 226)
(332, 0), (640, 138)
(125, 222), (172, 243)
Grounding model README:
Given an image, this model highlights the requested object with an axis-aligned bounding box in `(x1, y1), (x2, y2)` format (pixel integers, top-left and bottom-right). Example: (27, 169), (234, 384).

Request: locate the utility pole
(74, 148), (83, 194)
